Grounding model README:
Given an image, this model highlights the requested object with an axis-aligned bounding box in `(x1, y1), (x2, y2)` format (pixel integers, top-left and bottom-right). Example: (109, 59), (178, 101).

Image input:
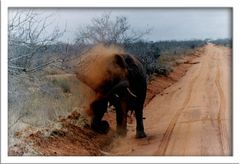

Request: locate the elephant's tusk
(127, 88), (137, 98)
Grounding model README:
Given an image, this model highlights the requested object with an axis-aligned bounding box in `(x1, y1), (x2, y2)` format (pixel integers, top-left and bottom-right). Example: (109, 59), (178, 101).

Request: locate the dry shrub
(52, 78), (71, 93)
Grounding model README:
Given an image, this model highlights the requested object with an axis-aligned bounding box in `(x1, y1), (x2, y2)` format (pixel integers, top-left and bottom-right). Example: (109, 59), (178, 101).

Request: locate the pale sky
(9, 8), (232, 43)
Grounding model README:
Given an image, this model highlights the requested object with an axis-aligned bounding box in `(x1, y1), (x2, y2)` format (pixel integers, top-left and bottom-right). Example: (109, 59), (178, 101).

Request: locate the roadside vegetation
(211, 38), (232, 48)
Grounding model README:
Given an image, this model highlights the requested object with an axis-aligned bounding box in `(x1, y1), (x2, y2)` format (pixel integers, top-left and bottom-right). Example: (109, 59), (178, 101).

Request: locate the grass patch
(52, 78), (71, 93)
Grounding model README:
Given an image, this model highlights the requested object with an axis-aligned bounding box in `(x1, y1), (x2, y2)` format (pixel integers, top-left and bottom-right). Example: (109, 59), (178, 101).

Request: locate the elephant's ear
(114, 54), (127, 69)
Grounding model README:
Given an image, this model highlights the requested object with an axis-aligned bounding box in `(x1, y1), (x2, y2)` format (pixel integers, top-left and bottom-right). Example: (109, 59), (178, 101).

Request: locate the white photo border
(1, 0), (239, 163)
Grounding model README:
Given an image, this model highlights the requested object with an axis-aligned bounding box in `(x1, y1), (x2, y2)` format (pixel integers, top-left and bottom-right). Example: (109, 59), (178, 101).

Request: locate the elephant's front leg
(115, 100), (128, 136)
(90, 98), (110, 134)
(135, 104), (147, 138)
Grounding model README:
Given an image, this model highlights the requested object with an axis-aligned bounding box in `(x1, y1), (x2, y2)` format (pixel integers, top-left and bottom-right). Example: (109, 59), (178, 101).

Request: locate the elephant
(75, 44), (147, 138)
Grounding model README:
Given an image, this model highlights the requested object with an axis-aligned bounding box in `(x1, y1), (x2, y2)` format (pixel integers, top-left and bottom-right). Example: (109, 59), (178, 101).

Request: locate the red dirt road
(107, 44), (232, 156)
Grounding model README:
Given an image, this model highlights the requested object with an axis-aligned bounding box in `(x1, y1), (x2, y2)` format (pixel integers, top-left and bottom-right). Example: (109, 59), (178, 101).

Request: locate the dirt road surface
(107, 44), (232, 156)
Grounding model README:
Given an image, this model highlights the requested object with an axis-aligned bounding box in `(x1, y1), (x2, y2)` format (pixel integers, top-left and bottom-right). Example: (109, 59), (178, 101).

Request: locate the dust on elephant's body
(74, 44), (147, 138)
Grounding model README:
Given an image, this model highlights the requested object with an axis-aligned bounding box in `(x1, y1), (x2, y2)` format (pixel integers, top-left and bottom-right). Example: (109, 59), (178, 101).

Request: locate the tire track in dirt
(154, 65), (201, 155)
(215, 63), (230, 155)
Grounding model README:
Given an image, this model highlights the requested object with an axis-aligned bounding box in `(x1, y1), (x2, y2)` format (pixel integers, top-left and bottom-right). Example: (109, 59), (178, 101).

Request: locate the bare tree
(8, 9), (65, 73)
(75, 13), (151, 45)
